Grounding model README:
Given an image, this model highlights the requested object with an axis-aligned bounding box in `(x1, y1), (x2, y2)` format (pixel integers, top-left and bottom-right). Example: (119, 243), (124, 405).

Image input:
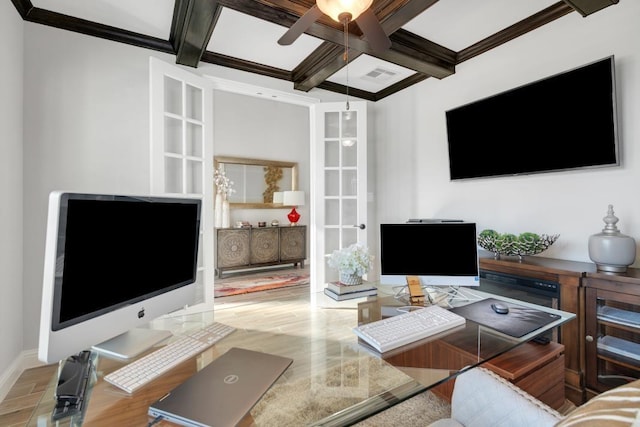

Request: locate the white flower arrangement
(214, 168), (235, 196)
(327, 243), (373, 276)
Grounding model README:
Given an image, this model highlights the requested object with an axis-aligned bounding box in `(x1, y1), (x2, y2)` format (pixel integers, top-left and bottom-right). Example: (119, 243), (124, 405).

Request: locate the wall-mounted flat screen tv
(445, 56), (619, 180)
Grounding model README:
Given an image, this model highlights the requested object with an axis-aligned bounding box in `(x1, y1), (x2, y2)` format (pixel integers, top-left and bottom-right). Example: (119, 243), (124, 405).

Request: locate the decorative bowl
(478, 230), (559, 259)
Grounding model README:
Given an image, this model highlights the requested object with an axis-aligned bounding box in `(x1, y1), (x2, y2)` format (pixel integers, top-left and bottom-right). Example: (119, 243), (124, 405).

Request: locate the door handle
(354, 224), (366, 230)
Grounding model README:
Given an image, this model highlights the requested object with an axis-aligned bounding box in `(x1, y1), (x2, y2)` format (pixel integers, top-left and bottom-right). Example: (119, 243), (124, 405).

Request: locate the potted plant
(327, 243), (373, 285)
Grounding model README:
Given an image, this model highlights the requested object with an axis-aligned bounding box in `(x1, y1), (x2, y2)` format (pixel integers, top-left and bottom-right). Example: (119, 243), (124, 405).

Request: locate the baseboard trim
(0, 348), (48, 402)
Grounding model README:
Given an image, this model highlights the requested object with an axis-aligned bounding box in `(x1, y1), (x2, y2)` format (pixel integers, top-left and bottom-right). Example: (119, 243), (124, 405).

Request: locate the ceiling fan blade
(278, 5), (324, 46)
(355, 8), (391, 53)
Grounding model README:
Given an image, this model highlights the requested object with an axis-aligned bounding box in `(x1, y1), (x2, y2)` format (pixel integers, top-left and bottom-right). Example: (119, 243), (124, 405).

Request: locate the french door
(149, 57), (215, 305)
(149, 57), (369, 300)
(311, 102), (368, 294)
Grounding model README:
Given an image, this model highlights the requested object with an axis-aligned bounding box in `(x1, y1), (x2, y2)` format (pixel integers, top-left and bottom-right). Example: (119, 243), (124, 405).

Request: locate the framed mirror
(214, 156), (299, 209)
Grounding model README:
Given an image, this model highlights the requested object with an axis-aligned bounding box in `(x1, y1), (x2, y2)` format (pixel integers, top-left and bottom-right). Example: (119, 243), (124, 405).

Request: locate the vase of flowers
(214, 168), (235, 228)
(328, 243), (373, 285)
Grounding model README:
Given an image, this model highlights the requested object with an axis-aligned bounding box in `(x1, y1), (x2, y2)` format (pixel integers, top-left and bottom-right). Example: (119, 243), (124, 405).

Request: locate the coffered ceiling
(12, 0), (618, 101)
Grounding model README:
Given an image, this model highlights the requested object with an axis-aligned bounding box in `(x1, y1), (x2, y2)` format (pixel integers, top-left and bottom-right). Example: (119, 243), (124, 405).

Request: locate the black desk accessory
(450, 298), (561, 338)
(52, 350), (93, 421)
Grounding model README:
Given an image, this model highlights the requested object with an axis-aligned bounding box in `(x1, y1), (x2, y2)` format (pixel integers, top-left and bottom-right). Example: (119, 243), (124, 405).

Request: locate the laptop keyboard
(104, 322), (236, 393)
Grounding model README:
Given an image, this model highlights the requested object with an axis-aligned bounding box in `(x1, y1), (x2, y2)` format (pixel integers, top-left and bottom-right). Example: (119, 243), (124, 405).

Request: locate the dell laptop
(148, 347), (293, 427)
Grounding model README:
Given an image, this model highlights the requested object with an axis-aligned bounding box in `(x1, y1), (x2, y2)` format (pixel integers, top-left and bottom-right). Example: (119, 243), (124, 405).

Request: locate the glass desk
(28, 286), (575, 426)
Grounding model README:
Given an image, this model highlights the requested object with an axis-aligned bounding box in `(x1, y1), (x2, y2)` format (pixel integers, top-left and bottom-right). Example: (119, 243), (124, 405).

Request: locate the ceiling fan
(278, 0), (392, 53)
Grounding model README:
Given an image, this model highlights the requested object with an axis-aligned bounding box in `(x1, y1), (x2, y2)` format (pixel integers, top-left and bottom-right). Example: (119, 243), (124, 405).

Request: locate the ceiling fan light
(317, 0), (373, 22)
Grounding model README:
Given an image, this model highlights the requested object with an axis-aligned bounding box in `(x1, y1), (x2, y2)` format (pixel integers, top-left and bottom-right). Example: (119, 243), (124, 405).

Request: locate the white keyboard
(353, 305), (465, 353)
(104, 322), (236, 393)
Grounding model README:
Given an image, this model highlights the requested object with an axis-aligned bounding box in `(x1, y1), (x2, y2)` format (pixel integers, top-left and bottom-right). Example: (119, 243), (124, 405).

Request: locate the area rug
(214, 269), (310, 298)
(250, 354), (450, 426)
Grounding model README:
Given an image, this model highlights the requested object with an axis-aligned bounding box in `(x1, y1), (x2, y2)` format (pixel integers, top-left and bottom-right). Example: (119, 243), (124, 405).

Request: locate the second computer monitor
(379, 222), (480, 287)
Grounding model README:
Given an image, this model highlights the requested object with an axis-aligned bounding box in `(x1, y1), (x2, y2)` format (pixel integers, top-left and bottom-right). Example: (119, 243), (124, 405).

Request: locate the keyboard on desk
(353, 305), (465, 353)
(104, 322), (235, 394)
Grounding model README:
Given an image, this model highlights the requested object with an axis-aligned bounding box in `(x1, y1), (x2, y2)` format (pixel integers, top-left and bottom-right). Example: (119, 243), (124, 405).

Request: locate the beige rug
(249, 354), (450, 426)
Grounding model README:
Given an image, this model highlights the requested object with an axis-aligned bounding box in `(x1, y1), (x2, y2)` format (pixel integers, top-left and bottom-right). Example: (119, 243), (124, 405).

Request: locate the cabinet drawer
(250, 228), (279, 264)
(280, 227), (306, 260)
(216, 229), (250, 267)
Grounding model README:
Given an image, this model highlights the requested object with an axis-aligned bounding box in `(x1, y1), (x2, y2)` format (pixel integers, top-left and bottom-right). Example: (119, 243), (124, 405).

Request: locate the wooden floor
(0, 284), (351, 426)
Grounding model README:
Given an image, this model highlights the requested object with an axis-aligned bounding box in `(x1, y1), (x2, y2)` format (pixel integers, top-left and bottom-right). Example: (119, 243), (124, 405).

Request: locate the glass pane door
(149, 57), (214, 305)
(312, 102), (368, 293)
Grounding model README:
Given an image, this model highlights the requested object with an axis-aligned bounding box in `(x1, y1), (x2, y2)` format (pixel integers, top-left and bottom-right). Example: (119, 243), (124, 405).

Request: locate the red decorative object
(288, 207), (301, 225)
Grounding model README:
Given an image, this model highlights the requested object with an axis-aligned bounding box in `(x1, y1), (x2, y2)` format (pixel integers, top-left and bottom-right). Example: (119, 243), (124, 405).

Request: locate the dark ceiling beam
(16, 5), (173, 54)
(292, 44), (356, 92)
(169, 0), (190, 52)
(11, 0), (32, 18)
(315, 81), (377, 102)
(386, 29), (455, 78)
(316, 71), (432, 102)
(173, 0), (223, 68)
(562, 0), (618, 17)
(200, 51), (291, 81)
(457, 2), (575, 64)
(374, 73), (430, 101)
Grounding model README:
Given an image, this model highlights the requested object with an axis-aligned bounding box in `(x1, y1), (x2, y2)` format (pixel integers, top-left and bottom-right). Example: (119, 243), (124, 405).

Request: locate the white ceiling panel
(208, 8), (324, 71)
(403, 0), (558, 51)
(33, 0), (174, 39)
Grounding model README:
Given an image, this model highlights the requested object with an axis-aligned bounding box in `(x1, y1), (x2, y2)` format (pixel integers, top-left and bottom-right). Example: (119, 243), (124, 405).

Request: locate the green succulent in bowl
(495, 233), (517, 253)
(518, 232), (540, 243)
(479, 229), (499, 239)
(478, 229), (559, 258)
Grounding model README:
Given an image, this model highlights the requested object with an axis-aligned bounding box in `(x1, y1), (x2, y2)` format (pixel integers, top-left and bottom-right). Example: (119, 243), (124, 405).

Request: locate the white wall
(22, 25), (162, 354)
(373, 1), (640, 267)
(0, 1), (24, 394)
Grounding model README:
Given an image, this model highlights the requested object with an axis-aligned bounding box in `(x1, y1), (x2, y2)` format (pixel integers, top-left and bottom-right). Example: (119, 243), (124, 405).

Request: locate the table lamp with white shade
(272, 191), (284, 204)
(283, 190), (305, 225)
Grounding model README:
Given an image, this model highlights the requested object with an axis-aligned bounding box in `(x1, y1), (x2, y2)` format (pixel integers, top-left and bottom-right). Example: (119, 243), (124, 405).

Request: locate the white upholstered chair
(429, 366), (640, 427)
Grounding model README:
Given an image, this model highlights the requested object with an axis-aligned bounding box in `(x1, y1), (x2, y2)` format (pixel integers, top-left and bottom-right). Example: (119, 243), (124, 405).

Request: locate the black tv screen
(446, 56), (619, 180)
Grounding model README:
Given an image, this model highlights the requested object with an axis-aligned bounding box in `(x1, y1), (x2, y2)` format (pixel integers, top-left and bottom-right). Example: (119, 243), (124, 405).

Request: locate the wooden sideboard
(215, 226), (306, 278)
(479, 252), (597, 405)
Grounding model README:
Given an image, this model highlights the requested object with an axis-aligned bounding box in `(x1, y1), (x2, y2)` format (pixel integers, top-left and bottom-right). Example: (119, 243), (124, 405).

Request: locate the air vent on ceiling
(361, 67), (397, 83)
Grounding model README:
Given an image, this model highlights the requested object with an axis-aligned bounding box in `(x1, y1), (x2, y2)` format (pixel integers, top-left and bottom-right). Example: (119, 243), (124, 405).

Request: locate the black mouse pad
(449, 298), (561, 338)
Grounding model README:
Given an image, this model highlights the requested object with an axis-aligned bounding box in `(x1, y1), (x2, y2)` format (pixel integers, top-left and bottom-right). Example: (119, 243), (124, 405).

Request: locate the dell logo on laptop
(224, 374), (239, 384)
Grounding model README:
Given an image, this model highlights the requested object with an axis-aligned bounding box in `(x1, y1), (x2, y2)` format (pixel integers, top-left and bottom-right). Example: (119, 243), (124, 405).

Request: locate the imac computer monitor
(379, 222), (480, 287)
(38, 192), (202, 364)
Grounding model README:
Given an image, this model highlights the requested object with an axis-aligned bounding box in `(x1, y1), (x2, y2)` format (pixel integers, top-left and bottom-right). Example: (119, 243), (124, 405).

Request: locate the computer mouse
(491, 303), (509, 315)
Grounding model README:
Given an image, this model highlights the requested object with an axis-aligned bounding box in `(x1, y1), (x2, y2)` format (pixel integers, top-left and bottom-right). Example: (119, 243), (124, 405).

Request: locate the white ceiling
(31, 0), (559, 92)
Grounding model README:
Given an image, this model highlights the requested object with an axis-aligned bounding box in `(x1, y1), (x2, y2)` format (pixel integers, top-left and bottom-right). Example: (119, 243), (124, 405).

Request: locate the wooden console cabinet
(215, 226), (306, 278)
(584, 269), (640, 400)
(479, 253), (596, 405)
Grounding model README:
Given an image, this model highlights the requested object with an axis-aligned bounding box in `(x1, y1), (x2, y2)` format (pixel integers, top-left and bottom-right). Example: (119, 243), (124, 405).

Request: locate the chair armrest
(449, 367), (562, 427)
